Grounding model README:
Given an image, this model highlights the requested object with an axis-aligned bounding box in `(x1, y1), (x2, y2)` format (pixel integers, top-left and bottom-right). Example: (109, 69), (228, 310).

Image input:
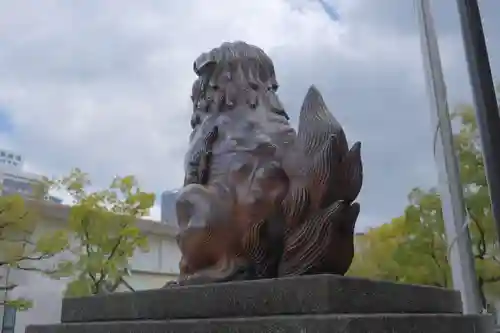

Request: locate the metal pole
(0, 266), (11, 327)
(415, 0), (482, 314)
(455, 0), (500, 249)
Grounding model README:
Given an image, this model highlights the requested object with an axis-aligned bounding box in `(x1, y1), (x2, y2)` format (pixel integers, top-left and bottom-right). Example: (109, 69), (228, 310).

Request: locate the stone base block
(28, 314), (494, 333)
(26, 275), (494, 333)
(61, 275), (462, 322)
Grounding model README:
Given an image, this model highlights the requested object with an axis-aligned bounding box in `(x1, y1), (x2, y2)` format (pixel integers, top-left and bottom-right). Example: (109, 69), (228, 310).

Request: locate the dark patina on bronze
(170, 41), (363, 286)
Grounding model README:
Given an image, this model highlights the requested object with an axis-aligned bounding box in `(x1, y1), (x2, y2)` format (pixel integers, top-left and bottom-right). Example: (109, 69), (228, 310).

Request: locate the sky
(0, 0), (499, 231)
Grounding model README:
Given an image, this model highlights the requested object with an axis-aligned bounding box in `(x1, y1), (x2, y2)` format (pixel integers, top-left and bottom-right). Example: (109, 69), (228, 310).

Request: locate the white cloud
(0, 0), (479, 229)
(0, 0), (349, 191)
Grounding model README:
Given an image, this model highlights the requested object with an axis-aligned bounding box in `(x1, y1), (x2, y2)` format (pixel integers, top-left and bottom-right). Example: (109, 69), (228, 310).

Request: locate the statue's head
(188, 42), (289, 134)
(183, 41), (296, 195)
(192, 41), (278, 100)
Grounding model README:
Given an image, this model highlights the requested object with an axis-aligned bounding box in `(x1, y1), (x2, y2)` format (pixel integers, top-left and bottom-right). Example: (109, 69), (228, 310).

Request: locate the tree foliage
(50, 169), (155, 297)
(0, 192), (69, 310)
(349, 100), (500, 308)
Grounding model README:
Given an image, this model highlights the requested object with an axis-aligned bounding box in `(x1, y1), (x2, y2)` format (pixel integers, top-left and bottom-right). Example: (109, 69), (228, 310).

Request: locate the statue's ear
(194, 58), (216, 77)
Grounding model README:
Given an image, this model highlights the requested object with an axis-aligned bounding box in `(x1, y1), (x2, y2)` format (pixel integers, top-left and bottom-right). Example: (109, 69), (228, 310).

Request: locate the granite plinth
(26, 275), (494, 333)
(60, 275), (462, 323)
(27, 314), (494, 333)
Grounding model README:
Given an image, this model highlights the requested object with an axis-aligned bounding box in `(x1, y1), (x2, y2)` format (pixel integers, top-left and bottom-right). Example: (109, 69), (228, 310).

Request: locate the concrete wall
(130, 233), (180, 275)
(1, 201), (180, 333)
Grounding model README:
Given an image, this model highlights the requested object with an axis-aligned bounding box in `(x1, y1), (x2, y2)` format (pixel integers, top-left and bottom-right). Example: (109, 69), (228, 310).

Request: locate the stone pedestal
(27, 275), (494, 332)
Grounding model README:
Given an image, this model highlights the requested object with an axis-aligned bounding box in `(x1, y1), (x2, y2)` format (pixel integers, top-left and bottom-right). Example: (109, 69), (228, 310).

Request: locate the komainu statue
(171, 41), (363, 286)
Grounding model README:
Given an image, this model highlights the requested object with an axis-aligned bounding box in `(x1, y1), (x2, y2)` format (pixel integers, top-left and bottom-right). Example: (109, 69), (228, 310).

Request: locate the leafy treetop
(0, 191), (68, 310)
(49, 169), (156, 297)
(349, 100), (500, 309)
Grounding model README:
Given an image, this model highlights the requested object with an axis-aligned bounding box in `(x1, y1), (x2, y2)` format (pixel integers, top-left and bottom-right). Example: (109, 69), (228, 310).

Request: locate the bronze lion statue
(171, 41), (363, 286)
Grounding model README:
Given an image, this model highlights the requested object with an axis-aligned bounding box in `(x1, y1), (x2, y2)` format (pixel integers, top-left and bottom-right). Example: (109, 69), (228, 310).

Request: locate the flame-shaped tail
(278, 85), (363, 276)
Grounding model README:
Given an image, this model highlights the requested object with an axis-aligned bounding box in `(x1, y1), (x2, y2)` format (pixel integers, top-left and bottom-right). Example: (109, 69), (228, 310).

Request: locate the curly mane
(190, 41), (285, 116)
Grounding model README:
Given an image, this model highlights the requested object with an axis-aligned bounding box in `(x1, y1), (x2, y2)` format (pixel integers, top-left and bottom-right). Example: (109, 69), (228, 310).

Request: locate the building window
(7, 154), (13, 159)
(2, 305), (16, 333)
(14, 156), (21, 162)
(1, 178), (36, 196)
(0, 152), (4, 157)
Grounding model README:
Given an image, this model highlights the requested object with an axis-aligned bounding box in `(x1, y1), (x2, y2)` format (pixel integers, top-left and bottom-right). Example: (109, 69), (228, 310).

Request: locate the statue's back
(173, 41), (363, 285)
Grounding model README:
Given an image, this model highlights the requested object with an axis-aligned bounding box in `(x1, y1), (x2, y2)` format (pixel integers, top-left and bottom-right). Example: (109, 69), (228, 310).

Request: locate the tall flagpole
(455, 0), (500, 251)
(415, 0), (482, 314)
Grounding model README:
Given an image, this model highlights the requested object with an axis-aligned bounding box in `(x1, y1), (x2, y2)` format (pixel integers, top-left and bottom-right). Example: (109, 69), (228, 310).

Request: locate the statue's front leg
(171, 184), (254, 286)
(174, 227), (254, 286)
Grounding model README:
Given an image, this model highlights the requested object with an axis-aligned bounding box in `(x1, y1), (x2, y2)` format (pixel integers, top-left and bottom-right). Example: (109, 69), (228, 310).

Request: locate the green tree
(349, 99), (500, 309)
(348, 217), (411, 282)
(349, 212), (450, 287)
(50, 169), (155, 297)
(453, 104), (500, 304)
(0, 192), (69, 310)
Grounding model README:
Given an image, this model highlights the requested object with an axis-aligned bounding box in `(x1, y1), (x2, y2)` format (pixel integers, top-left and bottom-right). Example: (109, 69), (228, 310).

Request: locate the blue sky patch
(0, 107), (14, 133)
(316, 0), (340, 21)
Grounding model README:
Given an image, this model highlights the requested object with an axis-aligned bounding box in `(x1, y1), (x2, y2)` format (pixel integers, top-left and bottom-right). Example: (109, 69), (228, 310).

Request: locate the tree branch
(13, 264), (58, 274)
(477, 276), (487, 309)
(428, 235), (448, 287)
(0, 209), (30, 230)
(81, 216), (98, 291)
(120, 276), (135, 292)
(0, 252), (54, 267)
(466, 205), (487, 259)
(94, 235), (123, 293)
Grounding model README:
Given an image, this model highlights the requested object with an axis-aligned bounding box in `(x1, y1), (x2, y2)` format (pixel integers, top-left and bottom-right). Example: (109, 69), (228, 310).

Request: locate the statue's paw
(173, 258), (255, 286)
(162, 275), (207, 288)
(162, 280), (181, 288)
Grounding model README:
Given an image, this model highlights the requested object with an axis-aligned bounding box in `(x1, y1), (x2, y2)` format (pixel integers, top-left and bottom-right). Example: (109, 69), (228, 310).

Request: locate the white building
(160, 189), (180, 228)
(0, 149), (61, 203)
(0, 150), (23, 169)
(0, 201), (181, 333)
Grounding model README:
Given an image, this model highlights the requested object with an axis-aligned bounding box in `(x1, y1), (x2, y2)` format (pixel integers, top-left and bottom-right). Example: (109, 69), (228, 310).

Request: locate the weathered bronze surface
(172, 41), (363, 286)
